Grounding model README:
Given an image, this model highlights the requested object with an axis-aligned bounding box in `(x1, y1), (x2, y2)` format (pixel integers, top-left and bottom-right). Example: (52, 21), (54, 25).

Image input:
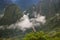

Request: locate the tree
(23, 31), (60, 40)
(23, 31), (48, 40)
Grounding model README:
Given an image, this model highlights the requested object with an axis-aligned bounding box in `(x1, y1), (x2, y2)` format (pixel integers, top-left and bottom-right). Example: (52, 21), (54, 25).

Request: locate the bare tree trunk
(32, 26), (36, 32)
(32, 20), (36, 32)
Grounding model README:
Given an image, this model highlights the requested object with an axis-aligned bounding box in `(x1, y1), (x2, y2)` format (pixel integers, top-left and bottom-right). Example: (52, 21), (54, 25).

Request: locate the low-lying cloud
(0, 12), (46, 31)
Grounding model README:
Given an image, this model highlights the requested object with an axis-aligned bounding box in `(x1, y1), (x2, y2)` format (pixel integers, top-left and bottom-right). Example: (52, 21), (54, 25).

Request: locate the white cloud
(16, 14), (33, 30)
(36, 14), (46, 24)
(0, 11), (46, 31)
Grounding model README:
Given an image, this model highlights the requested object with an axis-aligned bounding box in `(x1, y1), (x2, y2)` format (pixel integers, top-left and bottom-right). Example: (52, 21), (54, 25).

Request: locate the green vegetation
(0, 4), (23, 39)
(0, 0), (60, 40)
(0, 4), (23, 25)
(43, 13), (60, 32)
(23, 31), (60, 40)
(0, 31), (60, 40)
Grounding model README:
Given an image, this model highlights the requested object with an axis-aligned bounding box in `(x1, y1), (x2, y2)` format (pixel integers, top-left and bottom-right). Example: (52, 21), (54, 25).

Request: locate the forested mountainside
(25, 0), (60, 19)
(0, 0), (60, 40)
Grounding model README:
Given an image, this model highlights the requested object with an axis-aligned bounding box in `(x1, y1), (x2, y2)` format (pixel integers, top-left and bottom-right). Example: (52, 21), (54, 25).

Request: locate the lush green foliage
(0, 31), (60, 40)
(23, 31), (60, 40)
